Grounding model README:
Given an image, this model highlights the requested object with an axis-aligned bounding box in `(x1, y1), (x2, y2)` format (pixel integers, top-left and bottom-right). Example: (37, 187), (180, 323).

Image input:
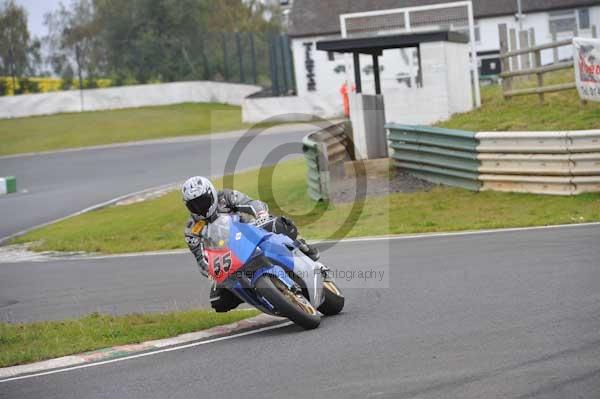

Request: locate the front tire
(318, 281), (345, 316)
(255, 275), (321, 330)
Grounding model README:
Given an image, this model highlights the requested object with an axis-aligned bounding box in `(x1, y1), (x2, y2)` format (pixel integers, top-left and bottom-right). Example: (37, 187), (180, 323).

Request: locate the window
(578, 8), (590, 30)
(549, 9), (576, 34)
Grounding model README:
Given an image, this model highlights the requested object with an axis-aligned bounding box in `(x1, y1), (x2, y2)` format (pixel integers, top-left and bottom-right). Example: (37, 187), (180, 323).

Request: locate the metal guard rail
(386, 123), (600, 195)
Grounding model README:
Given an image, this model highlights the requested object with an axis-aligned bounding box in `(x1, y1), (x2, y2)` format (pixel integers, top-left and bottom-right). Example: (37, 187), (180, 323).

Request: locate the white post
(467, 1), (481, 107)
(517, 0), (524, 31)
(340, 16), (352, 99)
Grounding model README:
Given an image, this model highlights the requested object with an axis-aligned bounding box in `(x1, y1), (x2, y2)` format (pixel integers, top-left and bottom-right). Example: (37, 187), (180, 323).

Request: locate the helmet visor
(185, 192), (214, 218)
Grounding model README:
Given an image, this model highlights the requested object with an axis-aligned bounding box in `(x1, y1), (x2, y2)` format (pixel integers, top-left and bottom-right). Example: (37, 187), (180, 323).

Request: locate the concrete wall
(244, 40), (472, 125)
(248, 39), (471, 126)
(349, 94), (387, 160)
(0, 81), (261, 119)
(383, 41), (473, 125)
(292, 34), (419, 100)
(242, 92), (343, 123)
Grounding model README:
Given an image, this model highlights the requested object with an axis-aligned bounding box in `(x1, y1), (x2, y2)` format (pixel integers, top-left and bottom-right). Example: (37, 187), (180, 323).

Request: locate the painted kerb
(0, 176), (16, 195)
(386, 124), (600, 195)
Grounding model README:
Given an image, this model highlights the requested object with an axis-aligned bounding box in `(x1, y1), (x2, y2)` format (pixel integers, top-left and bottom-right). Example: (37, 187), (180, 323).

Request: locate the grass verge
(0, 103), (246, 156)
(0, 309), (259, 368)
(437, 71), (600, 131)
(13, 158), (600, 254)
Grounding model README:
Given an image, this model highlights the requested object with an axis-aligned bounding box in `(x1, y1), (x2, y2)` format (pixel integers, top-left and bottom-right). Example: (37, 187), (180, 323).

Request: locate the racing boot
(296, 237), (320, 261)
(209, 281), (243, 313)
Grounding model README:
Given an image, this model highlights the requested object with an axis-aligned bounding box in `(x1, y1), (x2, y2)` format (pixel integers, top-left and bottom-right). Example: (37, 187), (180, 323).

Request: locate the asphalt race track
(1, 224), (599, 399)
(0, 125), (312, 239)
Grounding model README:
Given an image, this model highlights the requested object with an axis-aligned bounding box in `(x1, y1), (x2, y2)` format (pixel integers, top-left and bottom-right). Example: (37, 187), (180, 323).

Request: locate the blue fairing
(258, 233), (295, 269)
(229, 220), (295, 271)
(229, 221), (270, 265)
(230, 282), (271, 310)
(224, 220), (300, 313)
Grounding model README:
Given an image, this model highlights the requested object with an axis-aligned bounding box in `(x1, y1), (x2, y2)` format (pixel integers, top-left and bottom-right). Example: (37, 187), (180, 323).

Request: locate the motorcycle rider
(182, 176), (320, 312)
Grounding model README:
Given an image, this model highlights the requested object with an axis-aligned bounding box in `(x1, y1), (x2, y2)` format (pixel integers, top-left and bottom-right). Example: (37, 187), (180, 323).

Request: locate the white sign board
(574, 37), (600, 102)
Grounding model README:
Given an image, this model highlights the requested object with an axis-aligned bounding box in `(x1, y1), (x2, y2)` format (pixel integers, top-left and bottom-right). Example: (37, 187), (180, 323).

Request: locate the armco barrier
(476, 131), (568, 153)
(568, 131), (600, 153)
(386, 124), (600, 195)
(477, 153), (575, 176)
(387, 124), (481, 191)
(302, 123), (352, 201)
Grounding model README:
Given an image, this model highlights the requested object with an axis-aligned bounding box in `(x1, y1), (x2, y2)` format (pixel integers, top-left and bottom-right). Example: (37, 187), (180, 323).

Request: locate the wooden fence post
(551, 28), (559, 63)
(510, 28), (519, 71)
(498, 23), (511, 99)
(519, 30), (531, 70)
(529, 28), (536, 69)
(530, 29), (544, 104)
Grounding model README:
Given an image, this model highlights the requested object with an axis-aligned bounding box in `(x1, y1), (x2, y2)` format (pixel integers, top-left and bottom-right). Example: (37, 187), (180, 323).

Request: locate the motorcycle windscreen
(204, 215), (242, 282)
(204, 214), (270, 282)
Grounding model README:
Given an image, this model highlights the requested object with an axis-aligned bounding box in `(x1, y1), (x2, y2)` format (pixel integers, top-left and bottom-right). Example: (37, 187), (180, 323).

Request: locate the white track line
(313, 221), (600, 245)
(0, 321), (292, 384)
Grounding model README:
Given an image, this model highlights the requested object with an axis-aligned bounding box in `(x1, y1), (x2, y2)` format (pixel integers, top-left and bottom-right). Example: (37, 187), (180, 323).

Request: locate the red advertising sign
(574, 37), (600, 102)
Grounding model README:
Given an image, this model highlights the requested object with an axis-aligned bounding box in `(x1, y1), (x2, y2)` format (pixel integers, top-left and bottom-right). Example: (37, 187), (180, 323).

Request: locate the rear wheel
(318, 281), (345, 316)
(255, 275), (321, 330)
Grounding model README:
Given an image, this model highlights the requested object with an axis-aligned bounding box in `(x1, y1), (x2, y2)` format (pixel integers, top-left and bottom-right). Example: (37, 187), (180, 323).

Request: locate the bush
(60, 65), (75, 90)
(13, 79), (26, 95)
(85, 77), (99, 89)
(13, 78), (41, 95)
(0, 79), (7, 96)
(26, 79), (40, 93)
(111, 71), (138, 87)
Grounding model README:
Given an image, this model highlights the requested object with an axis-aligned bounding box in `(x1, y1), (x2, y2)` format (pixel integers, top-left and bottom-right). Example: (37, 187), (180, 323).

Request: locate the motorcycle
(203, 213), (344, 329)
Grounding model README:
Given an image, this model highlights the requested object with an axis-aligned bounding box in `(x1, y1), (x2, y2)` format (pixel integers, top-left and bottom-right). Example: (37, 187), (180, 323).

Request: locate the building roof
(289, 0), (600, 38)
(316, 31), (469, 54)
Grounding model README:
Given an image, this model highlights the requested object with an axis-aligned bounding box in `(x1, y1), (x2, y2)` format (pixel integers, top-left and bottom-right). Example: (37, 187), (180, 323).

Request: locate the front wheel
(318, 281), (345, 316)
(255, 275), (321, 330)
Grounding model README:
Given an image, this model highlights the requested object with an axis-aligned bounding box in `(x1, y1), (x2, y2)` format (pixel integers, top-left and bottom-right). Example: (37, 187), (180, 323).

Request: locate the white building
(242, 0), (600, 124)
(286, 0), (599, 113)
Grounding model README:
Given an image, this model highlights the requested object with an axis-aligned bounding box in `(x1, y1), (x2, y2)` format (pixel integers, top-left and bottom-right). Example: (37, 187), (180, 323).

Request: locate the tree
(45, 0), (105, 89)
(43, 0), (284, 86)
(93, 0), (213, 83)
(0, 0), (41, 90)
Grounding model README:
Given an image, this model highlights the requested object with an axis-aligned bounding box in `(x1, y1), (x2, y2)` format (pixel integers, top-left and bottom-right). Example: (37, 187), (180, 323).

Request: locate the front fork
(317, 263), (343, 297)
(317, 262), (333, 282)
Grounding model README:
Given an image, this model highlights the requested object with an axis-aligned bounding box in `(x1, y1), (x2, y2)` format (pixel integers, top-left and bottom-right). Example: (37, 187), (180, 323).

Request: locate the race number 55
(213, 252), (232, 276)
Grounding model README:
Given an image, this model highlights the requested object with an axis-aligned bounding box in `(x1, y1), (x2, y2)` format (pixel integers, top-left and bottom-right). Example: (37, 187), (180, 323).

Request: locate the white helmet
(182, 176), (218, 219)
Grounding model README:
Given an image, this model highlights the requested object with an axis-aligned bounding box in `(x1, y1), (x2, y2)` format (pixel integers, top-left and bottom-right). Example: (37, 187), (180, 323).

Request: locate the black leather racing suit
(184, 188), (268, 273)
(184, 189), (315, 312)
